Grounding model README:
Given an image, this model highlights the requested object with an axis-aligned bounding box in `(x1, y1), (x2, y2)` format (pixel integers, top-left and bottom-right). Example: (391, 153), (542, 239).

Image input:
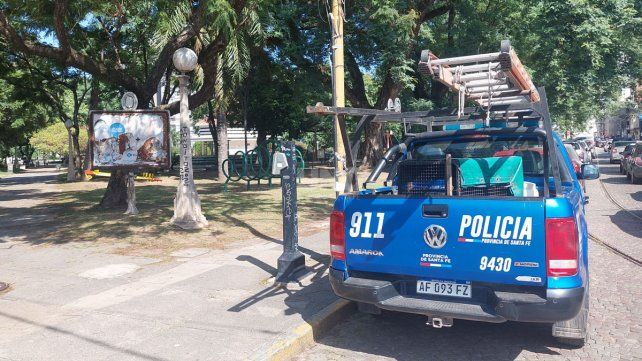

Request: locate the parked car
(610, 141), (635, 164)
(620, 144), (636, 174)
(565, 143), (586, 193)
(624, 142), (642, 184)
(564, 141), (589, 163)
(595, 137), (606, 148)
(564, 144), (583, 175)
(580, 140), (596, 160)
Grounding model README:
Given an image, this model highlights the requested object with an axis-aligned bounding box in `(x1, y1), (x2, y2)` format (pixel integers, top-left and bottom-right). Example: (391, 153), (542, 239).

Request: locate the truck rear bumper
(330, 268), (584, 323)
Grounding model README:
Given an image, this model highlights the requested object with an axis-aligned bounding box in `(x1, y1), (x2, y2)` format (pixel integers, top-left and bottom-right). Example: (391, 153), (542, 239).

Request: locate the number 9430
(479, 256), (512, 272)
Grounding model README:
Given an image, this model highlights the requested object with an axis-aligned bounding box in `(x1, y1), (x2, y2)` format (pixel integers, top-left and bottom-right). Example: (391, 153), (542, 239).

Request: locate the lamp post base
(274, 251), (306, 283)
(170, 185), (208, 230)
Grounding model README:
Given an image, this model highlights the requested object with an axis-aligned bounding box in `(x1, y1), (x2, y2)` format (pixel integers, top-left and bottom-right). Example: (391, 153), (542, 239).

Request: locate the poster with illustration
(89, 111), (170, 169)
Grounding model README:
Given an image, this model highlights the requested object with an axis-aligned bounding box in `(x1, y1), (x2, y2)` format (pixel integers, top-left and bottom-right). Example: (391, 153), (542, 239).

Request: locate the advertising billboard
(89, 110), (170, 169)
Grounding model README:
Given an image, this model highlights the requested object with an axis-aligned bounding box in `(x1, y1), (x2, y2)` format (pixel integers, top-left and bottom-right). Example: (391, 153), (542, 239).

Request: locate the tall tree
(0, 0), (263, 207)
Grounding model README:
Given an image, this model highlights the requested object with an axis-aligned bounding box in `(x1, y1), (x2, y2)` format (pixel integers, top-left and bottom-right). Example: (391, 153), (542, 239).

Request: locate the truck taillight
(330, 211), (346, 260)
(545, 218), (578, 277)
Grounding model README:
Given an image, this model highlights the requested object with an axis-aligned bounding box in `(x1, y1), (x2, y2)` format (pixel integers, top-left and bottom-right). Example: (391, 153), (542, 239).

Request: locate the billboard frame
(88, 110), (171, 170)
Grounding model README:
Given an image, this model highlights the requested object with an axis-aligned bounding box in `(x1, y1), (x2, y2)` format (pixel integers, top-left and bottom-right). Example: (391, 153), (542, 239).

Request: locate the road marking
(79, 263), (141, 279)
(65, 260), (225, 310)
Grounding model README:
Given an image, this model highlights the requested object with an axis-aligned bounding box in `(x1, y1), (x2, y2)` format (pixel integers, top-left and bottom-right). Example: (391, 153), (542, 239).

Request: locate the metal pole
(275, 141), (305, 282)
(331, 0), (346, 197)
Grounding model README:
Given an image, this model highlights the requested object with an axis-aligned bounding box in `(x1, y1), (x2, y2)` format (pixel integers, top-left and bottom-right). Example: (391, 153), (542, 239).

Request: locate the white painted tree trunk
(124, 172), (139, 215)
(5, 157), (13, 173)
(67, 128), (75, 182)
(170, 75), (208, 230)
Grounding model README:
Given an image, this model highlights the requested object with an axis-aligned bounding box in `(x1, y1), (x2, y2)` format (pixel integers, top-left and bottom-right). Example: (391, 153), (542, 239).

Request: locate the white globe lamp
(172, 48), (198, 73)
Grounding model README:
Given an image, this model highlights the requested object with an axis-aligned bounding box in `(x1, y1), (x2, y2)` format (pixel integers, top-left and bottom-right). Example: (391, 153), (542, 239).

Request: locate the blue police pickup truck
(325, 43), (600, 346)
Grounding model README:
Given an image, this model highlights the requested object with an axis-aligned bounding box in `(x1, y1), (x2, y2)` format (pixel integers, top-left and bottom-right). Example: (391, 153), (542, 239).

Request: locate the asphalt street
(296, 152), (642, 361)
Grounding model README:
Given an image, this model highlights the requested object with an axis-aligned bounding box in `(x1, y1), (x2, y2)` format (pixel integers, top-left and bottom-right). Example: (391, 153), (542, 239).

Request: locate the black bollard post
(275, 141), (305, 282)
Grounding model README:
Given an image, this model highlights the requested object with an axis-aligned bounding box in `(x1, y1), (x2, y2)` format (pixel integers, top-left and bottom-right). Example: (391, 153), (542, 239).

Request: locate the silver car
(624, 142), (642, 184)
(610, 141), (635, 164)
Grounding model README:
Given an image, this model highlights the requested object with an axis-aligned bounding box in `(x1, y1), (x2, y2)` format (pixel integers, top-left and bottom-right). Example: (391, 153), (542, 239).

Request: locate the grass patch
(33, 174), (335, 256)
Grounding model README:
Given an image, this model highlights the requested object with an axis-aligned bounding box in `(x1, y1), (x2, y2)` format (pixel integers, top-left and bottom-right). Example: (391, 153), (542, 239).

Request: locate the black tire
(553, 286), (589, 348)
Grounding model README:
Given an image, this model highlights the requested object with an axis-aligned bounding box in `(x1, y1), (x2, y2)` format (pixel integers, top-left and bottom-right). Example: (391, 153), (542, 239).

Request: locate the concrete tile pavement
(0, 231), (338, 360)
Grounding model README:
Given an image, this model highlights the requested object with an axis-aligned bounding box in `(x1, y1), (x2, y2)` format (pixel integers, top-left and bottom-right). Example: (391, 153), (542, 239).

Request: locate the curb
(251, 298), (356, 361)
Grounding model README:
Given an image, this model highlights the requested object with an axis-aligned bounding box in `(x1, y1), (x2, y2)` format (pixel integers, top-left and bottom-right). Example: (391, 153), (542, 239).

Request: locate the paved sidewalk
(0, 231), (336, 361)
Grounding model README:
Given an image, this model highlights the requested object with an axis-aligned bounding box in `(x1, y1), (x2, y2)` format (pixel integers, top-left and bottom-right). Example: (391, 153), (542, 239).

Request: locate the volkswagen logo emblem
(424, 225), (447, 249)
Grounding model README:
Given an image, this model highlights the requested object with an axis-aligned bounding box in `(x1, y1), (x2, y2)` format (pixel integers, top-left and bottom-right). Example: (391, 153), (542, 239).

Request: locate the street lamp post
(170, 48), (208, 230)
(64, 119), (74, 182)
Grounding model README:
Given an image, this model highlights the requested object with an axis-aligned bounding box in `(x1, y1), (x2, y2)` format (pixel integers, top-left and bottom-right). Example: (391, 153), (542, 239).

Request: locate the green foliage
(0, 73), (50, 157)
(30, 122), (88, 156)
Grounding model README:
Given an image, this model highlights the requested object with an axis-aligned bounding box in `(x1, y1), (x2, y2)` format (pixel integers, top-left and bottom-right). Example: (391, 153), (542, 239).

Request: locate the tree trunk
(360, 79), (401, 168)
(66, 128), (75, 181)
(71, 126), (85, 181)
(216, 110), (228, 181)
(124, 172), (139, 215)
(257, 129), (267, 146)
(206, 100), (218, 169)
(86, 80), (99, 172)
(100, 169), (128, 209)
(361, 123), (384, 168)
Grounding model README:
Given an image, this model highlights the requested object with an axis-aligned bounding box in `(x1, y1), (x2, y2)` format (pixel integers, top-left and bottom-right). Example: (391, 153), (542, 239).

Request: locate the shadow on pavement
(609, 210), (642, 239)
(228, 250), (334, 324)
(600, 176), (631, 185)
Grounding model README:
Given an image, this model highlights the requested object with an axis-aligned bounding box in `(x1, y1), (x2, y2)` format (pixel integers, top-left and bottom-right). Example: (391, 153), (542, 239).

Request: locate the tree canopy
(1, 0), (640, 165)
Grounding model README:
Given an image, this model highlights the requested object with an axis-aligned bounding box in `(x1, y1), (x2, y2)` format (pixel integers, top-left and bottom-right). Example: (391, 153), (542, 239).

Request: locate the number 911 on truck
(320, 40), (600, 347)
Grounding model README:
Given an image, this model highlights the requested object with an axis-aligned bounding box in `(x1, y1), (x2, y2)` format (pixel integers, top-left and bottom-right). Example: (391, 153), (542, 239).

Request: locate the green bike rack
(223, 140), (304, 191)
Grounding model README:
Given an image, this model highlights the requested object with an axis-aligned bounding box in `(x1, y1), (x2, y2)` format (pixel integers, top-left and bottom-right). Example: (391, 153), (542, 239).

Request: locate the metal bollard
(274, 141), (305, 282)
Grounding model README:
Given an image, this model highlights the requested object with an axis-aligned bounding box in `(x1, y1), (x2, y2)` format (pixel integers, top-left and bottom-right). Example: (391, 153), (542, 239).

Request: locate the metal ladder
(418, 40), (539, 111)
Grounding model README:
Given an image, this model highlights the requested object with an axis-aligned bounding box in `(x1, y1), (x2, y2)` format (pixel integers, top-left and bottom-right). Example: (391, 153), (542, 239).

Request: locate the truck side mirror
(580, 164), (600, 180)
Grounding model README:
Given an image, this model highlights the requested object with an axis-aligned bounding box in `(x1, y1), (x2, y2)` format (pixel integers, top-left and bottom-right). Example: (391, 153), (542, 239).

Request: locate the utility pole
(330, 0), (347, 197)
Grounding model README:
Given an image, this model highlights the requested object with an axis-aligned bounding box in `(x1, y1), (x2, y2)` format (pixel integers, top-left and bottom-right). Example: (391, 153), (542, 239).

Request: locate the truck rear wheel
(553, 286), (589, 347)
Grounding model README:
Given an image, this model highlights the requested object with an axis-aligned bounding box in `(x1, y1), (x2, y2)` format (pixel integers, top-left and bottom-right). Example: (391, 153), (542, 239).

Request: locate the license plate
(416, 280), (472, 298)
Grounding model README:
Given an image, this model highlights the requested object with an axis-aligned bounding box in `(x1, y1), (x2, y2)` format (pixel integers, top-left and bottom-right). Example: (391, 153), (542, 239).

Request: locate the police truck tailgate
(343, 196), (546, 287)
